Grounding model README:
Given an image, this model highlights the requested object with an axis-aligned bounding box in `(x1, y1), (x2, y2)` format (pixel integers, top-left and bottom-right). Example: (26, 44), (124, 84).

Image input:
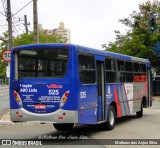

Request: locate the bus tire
(106, 105), (116, 130)
(53, 123), (74, 131)
(136, 103), (143, 118)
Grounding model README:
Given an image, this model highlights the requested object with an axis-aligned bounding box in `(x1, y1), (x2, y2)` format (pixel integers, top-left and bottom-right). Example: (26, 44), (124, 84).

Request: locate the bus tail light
(16, 97), (21, 102)
(14, 92), (17, 97)
(65, 92), (69, 97)
(13, 91), (23, 107)
(63, 97), (67, 102)
(59, 90), (69, 108)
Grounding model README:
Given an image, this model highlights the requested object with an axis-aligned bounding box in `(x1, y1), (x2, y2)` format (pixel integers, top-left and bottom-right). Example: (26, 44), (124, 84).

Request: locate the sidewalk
(0, 85), (9, 90)
(0, 110), (13, 125)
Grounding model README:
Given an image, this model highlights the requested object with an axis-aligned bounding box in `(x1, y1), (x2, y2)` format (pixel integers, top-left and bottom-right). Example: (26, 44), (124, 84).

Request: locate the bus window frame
(105, 57), (116, 84)
(116, 59), (125, 83)
(16, 48), (69, 79)
(78, 53), (96, 85)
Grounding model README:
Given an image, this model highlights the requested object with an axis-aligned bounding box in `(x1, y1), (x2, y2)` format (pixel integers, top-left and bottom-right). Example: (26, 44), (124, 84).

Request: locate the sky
(0, 0), (155, 49)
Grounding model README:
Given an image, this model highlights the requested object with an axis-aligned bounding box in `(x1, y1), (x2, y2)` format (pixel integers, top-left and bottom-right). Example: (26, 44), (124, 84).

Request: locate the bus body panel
(10, 44), (78, 123)
(77, 45), (151, 124)
(12, 79), (73, 113)
(10, 108), (78, 123)
(78, 82), (148, 124)
(78, 85), (98, 124)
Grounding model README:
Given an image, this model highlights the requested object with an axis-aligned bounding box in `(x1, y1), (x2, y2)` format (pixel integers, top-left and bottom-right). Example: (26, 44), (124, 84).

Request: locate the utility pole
(24, 15), (28, 34)
(33, 0), (39, 43)
(6, 0), (12, 84)
(7, 0), (13, 49)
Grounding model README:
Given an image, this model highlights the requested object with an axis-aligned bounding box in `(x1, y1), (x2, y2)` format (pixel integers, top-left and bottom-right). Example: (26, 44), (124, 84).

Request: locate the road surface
(0, 86), (9, 118)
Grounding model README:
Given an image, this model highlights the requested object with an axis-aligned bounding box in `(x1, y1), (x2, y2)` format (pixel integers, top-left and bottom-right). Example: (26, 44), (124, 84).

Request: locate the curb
(0, 111), (13, 125)
(0, 111), (39, 125)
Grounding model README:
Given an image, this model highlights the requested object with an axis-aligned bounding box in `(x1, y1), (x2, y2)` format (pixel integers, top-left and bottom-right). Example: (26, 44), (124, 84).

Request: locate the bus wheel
(106, 105), (116, 130)
(53, 123), (74, 131)
(136, 103), (143, 118)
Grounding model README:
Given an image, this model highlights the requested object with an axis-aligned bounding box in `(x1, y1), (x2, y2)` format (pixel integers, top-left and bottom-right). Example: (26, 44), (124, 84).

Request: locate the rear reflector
(58, 116), (63, 120)
(18, 115), (23, 118)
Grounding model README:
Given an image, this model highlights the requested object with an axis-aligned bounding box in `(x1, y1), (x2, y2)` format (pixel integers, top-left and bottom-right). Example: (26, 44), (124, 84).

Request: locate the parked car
(153, 76), (160, 96)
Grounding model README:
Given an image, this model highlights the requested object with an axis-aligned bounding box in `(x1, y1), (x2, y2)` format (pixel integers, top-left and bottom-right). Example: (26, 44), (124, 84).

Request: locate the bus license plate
(35, 104), (46, 109)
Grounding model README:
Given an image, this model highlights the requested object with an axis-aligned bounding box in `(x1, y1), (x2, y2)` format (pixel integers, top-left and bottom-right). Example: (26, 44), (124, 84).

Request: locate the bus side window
(105, 58), (116, 83)
(125, 61), (133, 82)
(117, 60), (125, 83)
(133, 62), (141, 82)
(140, 63), (146, 82)
(78, 54), (96, 84)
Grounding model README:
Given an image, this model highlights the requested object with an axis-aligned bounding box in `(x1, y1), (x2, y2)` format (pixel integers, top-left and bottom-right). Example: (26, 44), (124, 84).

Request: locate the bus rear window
(17, 48), (68, 78)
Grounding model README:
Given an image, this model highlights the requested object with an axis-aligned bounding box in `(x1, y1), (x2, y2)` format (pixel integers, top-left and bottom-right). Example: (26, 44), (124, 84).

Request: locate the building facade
(38, 22), (71, 44)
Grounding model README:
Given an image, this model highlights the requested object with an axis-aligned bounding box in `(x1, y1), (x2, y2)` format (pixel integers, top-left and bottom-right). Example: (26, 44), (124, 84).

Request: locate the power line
(0, 11), (6, 17)
(0, 0), (32, 42)
(1, 0), (7, 15)
(12, 0), (33, 17)
(12, 24), (19, 36)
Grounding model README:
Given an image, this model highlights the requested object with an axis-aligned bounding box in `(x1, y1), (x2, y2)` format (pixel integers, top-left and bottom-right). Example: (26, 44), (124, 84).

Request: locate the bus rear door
(96, 56), (105, 122)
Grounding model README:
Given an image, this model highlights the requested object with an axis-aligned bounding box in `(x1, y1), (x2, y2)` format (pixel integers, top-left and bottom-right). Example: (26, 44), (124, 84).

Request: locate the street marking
(0, 114), (7, 121)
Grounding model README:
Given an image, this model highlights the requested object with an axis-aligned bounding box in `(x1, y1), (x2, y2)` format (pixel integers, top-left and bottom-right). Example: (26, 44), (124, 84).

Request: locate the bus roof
(77, 45), (150, 64)
(12, 43), (150, 64)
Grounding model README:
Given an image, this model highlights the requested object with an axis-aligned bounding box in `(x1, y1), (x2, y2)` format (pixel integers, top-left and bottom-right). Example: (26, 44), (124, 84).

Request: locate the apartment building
(38, 22), (71, 44)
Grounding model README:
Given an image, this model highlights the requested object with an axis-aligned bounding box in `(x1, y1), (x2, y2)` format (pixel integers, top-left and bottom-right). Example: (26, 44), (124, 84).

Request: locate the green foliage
(0, 32), (8, 80)
(103, 0), (160, 71)
(13, 32), (64, 46)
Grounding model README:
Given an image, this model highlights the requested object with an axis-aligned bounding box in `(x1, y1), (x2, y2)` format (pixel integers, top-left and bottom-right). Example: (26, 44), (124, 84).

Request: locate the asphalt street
(0, 86), (9, 118)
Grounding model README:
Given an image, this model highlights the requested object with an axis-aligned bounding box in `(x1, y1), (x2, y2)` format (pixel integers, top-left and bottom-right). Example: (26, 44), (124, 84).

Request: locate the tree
(0, 32), (9, 82)
(103, 0), (160, 71)
(13, 32), (64, 46)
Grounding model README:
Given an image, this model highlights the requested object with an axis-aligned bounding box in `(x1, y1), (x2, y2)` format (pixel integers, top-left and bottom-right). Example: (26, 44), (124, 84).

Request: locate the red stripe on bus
(114, 86), (122, 117)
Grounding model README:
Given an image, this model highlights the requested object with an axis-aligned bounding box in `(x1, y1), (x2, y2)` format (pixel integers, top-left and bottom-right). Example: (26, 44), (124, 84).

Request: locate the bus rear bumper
(10, 108), (78, 124)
